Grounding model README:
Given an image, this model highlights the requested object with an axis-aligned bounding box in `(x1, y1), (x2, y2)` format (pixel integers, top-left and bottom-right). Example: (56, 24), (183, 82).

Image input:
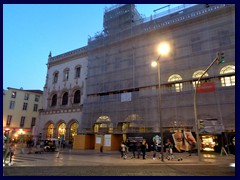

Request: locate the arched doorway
(47, 123), (54, 138)
(58, 123), (66, 140)
(69, 122), (79, 143)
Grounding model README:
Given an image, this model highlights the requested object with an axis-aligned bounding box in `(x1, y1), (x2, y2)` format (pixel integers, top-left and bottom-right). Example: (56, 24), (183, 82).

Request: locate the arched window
(192, 70), (209, 88)
(168, 74), (183, 92)
(62, 92), (68, 105)
(63, 68), (69, 81)
(192, 70), (209, 78)
(220, 65), (235, 87)
(51, 94), (57, 107)
(73, 90), (81, 104)
(123, 114), (144, 133)
(53, 71), (59, 84)
(94, 116), (113, 133)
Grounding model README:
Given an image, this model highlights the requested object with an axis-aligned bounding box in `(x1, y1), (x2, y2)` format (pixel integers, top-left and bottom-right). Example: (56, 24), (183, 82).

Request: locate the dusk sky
(3, 4), (186, 90)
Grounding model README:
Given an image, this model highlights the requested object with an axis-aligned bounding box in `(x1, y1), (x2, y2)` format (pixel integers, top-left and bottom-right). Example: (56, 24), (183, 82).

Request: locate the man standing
(141, 139), (148, 159)
(136, 140), (142, 159)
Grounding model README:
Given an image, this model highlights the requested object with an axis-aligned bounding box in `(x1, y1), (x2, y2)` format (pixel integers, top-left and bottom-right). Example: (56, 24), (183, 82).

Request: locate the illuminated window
(220, 65), (235, 87)
(58, 123), (66, 139)
(94, 116), (113, 133)
(11, 91), (17, 98)
(69, 122), (79, 142)
(168, 74), (183, 92)
(192, 70), (209, 89)
(47, 124), (54, 138)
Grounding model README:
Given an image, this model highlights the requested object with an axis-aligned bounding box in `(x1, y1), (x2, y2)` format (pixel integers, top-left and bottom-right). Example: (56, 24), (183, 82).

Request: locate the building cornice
(7, 87), (43, 95)
(47, 46), (88, 68)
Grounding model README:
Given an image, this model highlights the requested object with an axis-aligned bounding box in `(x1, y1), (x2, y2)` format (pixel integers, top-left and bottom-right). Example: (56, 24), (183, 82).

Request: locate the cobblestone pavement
(3, 147), (236, 176)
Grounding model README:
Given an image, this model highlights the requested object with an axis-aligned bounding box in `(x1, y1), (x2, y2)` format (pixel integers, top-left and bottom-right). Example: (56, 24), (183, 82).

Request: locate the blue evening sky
(3, 4), (185, 90)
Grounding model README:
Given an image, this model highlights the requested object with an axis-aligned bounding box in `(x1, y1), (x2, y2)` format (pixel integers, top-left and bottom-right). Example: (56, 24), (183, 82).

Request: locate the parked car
(42, 138), (59, 152)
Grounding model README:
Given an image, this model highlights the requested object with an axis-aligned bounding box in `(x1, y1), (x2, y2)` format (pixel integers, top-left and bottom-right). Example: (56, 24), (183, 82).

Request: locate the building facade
(3, 87), (43, 142)
(40, 4), (235, 152)
(82, 4), (235, 151)
(39, 48), (88, 144)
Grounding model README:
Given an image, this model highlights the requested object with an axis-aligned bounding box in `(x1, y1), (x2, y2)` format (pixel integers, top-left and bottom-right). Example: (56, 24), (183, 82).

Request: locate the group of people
(3, 142), (16, 166)
(120, 138), (175, 160)
(120, 139), (148, 159)
(120, 134), (197, 160)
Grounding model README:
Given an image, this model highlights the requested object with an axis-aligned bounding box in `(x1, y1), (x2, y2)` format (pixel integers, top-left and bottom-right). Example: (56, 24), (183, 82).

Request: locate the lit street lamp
(151, 42), (170, 162)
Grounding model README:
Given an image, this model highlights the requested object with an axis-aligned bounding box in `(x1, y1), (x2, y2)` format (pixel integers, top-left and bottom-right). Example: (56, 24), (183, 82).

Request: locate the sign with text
(104, 134), (111, 147)
(196, 82), (216, 93)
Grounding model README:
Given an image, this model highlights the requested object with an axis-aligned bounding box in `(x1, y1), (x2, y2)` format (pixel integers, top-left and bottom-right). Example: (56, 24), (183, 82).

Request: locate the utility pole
(194, 51), (225, 161)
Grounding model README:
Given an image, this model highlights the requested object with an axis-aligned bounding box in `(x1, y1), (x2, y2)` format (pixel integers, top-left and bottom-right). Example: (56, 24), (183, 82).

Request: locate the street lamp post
(151, 42), (170, 162)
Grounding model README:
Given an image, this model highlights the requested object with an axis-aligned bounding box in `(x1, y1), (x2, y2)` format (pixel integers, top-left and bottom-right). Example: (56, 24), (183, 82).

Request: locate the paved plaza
(3, 146), (235, 176)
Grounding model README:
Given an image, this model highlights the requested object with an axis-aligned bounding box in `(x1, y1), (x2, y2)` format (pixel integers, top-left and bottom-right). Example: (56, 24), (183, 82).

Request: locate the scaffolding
(81, 4), (235, 137)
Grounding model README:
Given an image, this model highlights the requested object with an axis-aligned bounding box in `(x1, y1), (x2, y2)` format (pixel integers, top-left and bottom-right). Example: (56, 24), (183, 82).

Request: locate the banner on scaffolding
(196, 82), (216, 93)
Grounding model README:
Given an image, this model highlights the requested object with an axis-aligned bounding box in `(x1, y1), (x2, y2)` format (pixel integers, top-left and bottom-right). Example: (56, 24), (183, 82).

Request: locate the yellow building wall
(3, 88), (42, 138)
(110, 134), (123, 151)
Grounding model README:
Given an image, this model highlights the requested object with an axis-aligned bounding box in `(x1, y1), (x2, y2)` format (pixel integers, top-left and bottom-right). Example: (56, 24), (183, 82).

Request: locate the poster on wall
(104, 134), (111, 147)
(96, 135), (101, 144)
(121, 92), (132, 102)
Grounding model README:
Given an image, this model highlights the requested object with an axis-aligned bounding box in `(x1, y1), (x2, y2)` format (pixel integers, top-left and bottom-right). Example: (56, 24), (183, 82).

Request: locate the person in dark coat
(131, 140), (136, 159)
(141, 139), (147, 159)
(136, 140), (142, 159)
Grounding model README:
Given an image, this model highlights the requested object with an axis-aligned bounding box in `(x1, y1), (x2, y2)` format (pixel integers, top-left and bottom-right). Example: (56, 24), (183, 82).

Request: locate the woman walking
(120, 141), (127, 159)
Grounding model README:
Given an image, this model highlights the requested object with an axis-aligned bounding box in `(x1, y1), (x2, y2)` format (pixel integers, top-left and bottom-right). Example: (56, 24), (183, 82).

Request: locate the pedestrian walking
(141, 139), (148, 159)
(152, 140), (157, 160)
(185, 133), (196, 156)
(165, 138), (174, 160)
(8, 143), (15, 166)
(130, 140), (136, 159)
(120, 141), (127, 159)
(136, 140), (142, 159)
